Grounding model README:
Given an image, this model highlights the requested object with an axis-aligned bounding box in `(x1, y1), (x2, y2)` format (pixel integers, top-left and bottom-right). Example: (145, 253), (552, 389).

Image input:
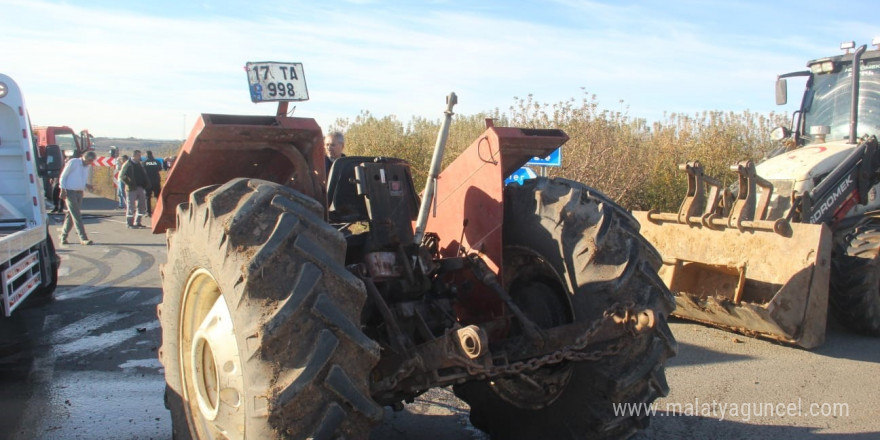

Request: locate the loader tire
(830, 218), (880, 336)
(158, 178), (382, 440)
(454, 177), (677, 440)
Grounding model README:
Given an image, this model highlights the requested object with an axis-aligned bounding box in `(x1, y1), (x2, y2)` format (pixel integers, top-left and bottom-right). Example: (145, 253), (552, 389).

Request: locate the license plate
(245, 62), (309, 102)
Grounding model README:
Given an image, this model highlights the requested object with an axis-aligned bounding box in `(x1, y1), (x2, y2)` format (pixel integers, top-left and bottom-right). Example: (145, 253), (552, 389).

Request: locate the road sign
(93, 156), (116, 167)
(505, 166), (537, 186)
(526, 148), (562, 167)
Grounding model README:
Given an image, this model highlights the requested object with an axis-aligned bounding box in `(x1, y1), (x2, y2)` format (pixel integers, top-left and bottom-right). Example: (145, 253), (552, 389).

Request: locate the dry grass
(90, 165), (168, 203)
(335, 92), (788, 212)
(90, 166), (118, 200)
(90, 93), (788, 213)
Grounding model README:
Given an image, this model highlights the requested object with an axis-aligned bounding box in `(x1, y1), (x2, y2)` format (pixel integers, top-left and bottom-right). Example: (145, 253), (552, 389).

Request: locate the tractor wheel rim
(180, 268), (245, 440)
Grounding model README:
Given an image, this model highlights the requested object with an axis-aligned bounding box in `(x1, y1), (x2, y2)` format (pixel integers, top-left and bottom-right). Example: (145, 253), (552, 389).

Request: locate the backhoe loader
(634, 40), (880, 348)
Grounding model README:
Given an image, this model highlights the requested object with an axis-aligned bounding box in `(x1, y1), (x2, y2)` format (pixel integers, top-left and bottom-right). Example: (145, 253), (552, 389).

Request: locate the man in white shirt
(59, 150), (97, 245)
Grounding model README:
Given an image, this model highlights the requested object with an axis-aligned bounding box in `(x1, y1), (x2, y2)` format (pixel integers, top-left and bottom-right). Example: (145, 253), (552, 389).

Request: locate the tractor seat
(327, 156), (373, 223)
(326, 156), (420, 225)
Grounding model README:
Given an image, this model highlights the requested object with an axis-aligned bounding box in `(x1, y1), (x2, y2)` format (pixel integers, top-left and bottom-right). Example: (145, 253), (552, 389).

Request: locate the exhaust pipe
(849, 44), (867, 144)
(413, 92), (457, 245)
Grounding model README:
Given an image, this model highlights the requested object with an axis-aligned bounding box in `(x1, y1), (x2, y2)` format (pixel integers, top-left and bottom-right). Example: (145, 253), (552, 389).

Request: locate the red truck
(32, 126), (95, 198)
(32, 125), (93, 158)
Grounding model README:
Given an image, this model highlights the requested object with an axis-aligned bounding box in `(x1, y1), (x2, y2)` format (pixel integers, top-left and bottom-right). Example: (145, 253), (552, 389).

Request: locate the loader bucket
(631, 212), (830, 348)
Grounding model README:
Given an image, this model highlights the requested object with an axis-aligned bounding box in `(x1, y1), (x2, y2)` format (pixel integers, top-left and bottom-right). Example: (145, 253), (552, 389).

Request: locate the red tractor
(153, 63), (676, 439)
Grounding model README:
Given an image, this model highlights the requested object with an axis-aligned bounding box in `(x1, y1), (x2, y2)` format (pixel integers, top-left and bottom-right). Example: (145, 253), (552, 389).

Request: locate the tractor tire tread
(454, 177), (676, 440)
(830, 218), (880, 336)
(159, 178), (380, 440)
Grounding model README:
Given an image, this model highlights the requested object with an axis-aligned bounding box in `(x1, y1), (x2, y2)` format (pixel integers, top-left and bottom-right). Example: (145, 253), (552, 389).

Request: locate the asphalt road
(0, 193), (877, 440)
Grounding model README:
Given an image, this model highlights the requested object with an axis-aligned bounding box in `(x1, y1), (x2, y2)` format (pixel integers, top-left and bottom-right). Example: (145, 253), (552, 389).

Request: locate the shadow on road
(0, 313), (36, 381)
(667, 341), (756, 368)
(811, 318), (880, 363)
(0, 306), (40, 438)
(669, 315), (880, 364)
(371, 409), (481, 440)
(645, 411), (878, 440)
(81, 193), (124, 211)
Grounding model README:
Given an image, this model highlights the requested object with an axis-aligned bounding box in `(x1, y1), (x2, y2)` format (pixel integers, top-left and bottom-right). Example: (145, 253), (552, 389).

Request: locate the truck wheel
(158, 178), (382, 440)
(454, 177), (677, 440)
(830, 219), (880, 335)
(24, 231), (59, 309)
(34, 231), (59, 299)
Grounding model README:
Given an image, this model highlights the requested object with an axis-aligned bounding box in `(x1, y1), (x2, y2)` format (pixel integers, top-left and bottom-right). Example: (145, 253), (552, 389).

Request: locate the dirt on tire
(454, 177), (677, 440)
(158, 178), (383, 440)
(830, 216), (880, 336)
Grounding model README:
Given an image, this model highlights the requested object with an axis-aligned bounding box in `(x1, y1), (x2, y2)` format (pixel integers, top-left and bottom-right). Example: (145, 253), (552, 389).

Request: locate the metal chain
(376, 358), (420, 392)
(376, 301), (641, 393)
(464, 300), (638, 379)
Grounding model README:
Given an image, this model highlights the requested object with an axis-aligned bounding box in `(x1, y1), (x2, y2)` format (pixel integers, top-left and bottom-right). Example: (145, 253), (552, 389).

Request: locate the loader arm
(802, 136), (880, 225)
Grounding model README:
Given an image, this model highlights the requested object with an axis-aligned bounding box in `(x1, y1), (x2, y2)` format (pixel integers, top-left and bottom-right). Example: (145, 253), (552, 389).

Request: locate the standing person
(324, 131), (345, 172)
(58, 150), (97, 245)
(120, 150), (150, 229)
(142, 151), (162, 216)
(115, 155), (129, 209)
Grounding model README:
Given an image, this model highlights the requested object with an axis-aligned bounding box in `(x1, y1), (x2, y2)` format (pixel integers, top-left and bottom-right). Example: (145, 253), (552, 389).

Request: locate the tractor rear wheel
(454, 177), (677, 440)
(830, 218), (880, 335)
(158, 178), (382, 440)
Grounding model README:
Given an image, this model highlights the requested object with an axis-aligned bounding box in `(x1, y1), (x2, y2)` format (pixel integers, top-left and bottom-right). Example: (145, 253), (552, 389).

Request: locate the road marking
(26, 314), (63, 384)
(116, 290), (141, 303)
(55, 246), (155, 300)
(42, 313), (62, 331)
(49, 311), (131, 345)
(53, 321), (160, 358)
(118, 358), (163, 371)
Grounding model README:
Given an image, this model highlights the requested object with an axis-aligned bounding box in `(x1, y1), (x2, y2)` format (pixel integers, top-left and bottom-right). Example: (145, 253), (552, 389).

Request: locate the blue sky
(2, 0), (877, 139)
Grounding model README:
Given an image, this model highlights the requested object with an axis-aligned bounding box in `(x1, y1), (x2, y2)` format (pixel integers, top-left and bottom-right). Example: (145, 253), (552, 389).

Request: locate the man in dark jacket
(120, 150), (151, 229)
(142, 150), (162, 216)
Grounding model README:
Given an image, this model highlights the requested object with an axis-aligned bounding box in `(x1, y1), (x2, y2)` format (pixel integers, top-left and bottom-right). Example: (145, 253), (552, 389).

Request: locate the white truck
(0, 73), (62, 317)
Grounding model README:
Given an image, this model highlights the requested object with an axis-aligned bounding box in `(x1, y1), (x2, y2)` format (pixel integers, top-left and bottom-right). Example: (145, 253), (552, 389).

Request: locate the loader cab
(779, 42), (880, 147)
